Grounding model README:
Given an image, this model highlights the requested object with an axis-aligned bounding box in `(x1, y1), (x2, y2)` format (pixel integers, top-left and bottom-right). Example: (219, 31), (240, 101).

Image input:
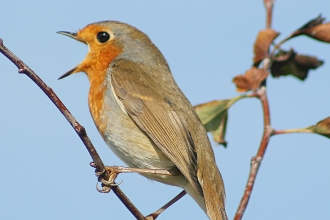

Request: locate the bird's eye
(97, 32), (110, 43)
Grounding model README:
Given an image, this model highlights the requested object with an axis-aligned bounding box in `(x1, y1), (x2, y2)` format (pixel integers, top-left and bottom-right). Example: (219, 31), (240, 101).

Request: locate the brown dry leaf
(291, 15), (330, 43)
(297, 14), (325, 31)
(232, 75), (250, 92)
(302, 23), (330, 43)
(253, 29), (280, 65)
(245, 67), (269, 90)
(195, 97), (242, 146)
(307, 117), (330, 139)
(271, 49), (323, 80)
(233, 67), (269, 92)
(294, 54), (324, 69)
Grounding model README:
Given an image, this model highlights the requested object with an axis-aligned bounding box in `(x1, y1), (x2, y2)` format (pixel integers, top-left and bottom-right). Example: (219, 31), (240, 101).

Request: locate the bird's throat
(84, 45), (122, 137)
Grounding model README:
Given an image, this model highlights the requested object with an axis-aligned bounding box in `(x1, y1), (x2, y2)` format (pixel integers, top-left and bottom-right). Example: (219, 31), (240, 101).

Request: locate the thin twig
(146, 190), (187, 220)
(264, 0), (274, 29)
(269, 33), (295, 56)
(0, 38), (145, 220)
(273, 128), (313, 135)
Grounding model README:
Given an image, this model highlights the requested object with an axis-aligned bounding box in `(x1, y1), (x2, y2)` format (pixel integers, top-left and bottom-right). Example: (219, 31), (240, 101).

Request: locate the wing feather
(110, 59), (202, 196)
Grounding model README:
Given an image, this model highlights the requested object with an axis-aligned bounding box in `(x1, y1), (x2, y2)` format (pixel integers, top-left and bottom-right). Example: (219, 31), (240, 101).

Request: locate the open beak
(57, 31), (85, 80)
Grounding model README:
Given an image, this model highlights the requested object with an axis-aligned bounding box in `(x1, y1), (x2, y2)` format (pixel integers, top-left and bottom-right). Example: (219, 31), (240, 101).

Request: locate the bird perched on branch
(58, 21), (227, 220)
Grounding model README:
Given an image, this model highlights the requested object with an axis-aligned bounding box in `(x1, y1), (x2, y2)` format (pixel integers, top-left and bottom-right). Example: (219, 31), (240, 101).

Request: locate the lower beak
(58, 67), (77, 80)
(57, 31), (85, 80)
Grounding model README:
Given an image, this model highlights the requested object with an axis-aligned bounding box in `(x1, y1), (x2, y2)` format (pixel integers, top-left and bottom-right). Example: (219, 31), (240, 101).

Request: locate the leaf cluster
(196, 15), (330, 146)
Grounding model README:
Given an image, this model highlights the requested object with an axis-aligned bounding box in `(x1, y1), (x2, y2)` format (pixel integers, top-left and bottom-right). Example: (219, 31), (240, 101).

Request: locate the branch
(234, 87), (273, 220)
(0, 38), (145, 220)
(234, 0), (276, 211)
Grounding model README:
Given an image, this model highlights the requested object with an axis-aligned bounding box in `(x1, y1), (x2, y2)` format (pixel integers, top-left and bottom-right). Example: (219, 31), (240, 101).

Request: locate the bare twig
(0, 38), (145, 220)
(146, 190), (187, 220)
(264, 0), (274, 29)
(273, 128), (313, 135)
(269, 34), (295, 56)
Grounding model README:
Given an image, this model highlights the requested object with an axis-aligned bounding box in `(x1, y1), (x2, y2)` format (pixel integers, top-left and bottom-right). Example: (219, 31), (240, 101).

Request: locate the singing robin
(58, 21), (227, 220)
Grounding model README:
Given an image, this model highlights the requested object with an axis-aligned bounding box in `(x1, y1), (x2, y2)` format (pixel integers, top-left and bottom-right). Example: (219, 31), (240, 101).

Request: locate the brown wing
(110, 59), (203, 196)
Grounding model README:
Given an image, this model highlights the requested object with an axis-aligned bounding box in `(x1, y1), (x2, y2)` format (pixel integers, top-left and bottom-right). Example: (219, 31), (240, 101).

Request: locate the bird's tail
(184, 178), (227, 220)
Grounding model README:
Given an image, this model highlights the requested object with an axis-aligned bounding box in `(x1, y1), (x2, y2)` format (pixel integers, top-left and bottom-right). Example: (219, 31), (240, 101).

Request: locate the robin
(58, 21), (227, 220)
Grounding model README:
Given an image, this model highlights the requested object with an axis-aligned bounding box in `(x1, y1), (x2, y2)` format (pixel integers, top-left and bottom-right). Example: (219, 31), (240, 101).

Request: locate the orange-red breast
(58, 21), (227, 220)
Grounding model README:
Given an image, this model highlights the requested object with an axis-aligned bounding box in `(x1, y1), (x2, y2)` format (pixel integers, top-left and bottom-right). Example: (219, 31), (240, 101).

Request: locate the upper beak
(56, 31), (86, 43)
(57, 31), (85, 80)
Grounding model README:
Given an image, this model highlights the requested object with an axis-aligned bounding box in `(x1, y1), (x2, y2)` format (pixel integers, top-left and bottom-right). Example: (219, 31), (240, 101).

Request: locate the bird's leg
(105, 166), (180, 176)
(90, 163), (180, 193)
(146, 190), (187, 220)
(100, 166), (180, 185)
(91, 163), (186, 218)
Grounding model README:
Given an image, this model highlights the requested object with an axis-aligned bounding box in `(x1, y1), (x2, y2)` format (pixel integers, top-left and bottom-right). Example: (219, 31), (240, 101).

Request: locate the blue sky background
(1, 1), (329, 219)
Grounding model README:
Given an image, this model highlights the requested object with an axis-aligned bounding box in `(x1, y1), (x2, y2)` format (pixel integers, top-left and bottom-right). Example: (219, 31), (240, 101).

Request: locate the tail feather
(184, 173), (227, 220)
(197, 152), (227, 220)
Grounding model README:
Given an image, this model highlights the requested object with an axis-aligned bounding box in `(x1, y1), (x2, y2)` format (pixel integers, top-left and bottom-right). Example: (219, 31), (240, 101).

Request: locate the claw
(110, 179), (123, 187)
(95, 169), (105, 177)
(90, 162), (96, 168)
(91, 162), (106, 177)
(96, 182), (111, 193)
(100, 177), (112, 186)
(100, 176), (121, 186)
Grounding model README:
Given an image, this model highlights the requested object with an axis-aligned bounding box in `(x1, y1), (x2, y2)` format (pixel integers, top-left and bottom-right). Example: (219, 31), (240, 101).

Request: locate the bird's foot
(90, 163), (122, 193)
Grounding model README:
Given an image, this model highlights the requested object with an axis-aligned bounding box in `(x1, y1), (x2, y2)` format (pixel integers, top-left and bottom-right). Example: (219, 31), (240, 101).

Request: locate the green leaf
(195, 96), (242, 147)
